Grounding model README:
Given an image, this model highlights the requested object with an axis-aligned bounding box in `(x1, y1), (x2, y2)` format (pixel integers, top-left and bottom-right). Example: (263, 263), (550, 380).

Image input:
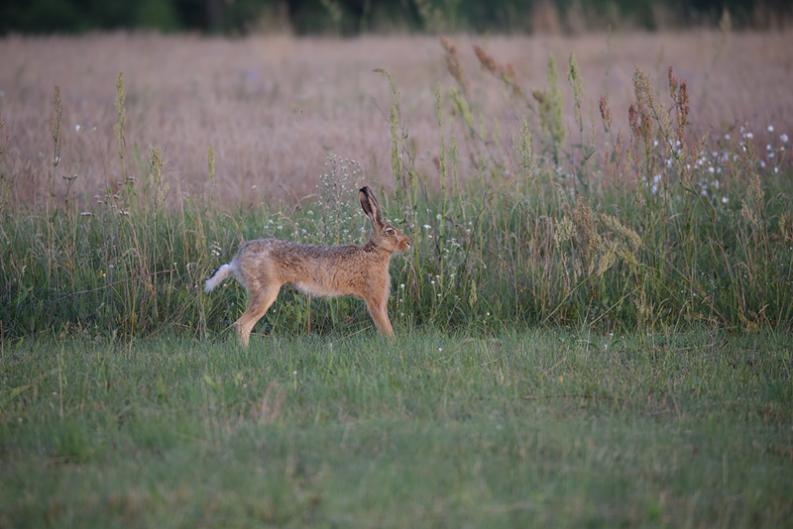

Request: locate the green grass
(2, 329), (791, 528)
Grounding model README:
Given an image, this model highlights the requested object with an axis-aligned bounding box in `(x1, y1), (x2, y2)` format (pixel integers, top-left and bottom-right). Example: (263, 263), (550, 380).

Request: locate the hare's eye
(384, 227), (395, 235)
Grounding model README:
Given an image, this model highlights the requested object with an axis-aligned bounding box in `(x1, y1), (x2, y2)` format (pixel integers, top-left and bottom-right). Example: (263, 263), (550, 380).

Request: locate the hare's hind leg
(365, 297), (394, 338)
(235, 284), (281, 348)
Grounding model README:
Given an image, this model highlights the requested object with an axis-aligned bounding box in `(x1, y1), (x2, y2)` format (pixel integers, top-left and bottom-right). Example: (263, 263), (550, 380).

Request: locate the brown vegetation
(1, 31), (792, 205)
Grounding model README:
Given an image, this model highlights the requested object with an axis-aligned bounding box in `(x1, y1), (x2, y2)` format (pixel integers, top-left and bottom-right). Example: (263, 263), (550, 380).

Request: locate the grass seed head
(599, 96), (612, 133)
(440, 36), (468, 96)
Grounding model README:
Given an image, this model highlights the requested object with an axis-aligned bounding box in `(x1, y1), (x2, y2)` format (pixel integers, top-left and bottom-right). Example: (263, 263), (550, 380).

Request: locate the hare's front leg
(235, 284), (281, 348)
(365, 296), (394, 337)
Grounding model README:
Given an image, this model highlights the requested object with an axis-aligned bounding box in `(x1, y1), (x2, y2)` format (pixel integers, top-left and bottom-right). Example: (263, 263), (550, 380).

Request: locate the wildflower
(74, 124), (81, 132)
(79, 211), (93, 216)
(721, 196), (729, 204)
(724, 133), (731, 140)
(768, 125), (775, 133)
(745, 132), (754, 139)
(422, 224), (431, 230)
(400, 283), (405, 289)
(781, 133), (789, 144)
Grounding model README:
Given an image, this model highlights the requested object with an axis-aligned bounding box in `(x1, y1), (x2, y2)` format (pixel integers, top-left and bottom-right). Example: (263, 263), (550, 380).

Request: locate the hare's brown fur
(205, 186), (410, 347)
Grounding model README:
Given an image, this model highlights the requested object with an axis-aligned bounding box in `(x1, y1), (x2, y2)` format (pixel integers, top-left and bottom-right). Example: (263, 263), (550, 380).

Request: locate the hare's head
(359, 186), (411, 253)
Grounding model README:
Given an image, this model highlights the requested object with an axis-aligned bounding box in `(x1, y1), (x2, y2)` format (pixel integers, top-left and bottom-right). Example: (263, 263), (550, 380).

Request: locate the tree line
(1, 0), (790, 35)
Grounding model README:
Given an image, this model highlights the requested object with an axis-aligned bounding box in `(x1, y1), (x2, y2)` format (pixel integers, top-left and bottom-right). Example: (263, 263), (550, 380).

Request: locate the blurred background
(2, 0), (792, 35)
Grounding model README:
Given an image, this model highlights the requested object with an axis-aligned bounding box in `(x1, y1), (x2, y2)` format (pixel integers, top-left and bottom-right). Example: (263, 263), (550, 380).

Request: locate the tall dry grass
(1, 32), (792, 339)
(1, 31), (792, 205)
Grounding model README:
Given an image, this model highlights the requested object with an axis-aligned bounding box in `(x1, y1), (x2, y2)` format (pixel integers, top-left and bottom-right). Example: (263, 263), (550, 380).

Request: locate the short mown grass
(2, 330), (791, 528)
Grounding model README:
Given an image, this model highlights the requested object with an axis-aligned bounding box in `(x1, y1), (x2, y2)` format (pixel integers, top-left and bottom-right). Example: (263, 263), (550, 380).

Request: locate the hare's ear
(359, 186), (383, 226)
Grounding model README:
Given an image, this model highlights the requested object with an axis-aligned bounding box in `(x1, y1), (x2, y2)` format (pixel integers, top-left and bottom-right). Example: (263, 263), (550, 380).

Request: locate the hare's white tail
(204, 263), (233, 293)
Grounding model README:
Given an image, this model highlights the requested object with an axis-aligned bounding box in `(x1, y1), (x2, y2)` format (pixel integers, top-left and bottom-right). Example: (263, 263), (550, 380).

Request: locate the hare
(204, 186), (411, 347)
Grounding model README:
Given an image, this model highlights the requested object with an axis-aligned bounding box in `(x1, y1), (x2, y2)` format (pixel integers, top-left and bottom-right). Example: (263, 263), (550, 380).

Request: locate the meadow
(2, 330), (792, 528)
(1, 30), (793, 527)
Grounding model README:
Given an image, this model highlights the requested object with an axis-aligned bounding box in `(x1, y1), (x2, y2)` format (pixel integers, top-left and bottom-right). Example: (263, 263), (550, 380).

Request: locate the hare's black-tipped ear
(359, 186), (383, 226)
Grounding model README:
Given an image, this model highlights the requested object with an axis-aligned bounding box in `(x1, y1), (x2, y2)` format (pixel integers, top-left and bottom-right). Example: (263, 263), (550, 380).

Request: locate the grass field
(2, 29), (793, 527)
(2, 31), (792, 204)
(2, 330), (792, 528)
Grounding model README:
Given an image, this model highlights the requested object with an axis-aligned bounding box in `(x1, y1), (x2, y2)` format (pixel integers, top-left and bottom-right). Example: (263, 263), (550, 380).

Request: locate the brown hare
(204, 186), (411, 347)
